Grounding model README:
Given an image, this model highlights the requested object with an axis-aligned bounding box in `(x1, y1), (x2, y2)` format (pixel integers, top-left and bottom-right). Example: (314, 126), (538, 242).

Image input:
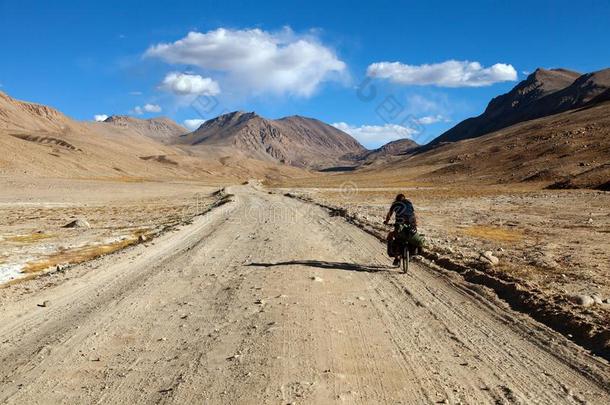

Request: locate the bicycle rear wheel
(402, 245), (409, 273)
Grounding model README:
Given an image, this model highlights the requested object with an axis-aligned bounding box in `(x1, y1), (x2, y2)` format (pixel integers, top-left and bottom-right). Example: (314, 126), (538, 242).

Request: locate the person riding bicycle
(383, 193), (419, 266)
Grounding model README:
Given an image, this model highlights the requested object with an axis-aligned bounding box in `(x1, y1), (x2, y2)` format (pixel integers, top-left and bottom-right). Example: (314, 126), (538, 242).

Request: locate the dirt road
(1, 185), (609, 404)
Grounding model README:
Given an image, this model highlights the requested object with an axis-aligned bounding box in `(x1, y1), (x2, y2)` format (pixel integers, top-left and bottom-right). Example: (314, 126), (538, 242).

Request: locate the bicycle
(387, 222), (415, 273)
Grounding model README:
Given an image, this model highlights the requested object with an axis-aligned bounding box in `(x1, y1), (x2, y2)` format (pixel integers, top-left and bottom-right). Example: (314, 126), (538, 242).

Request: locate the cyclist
(383, 193), (418, 266)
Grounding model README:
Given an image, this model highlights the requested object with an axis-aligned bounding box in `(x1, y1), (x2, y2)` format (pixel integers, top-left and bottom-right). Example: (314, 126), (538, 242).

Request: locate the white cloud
(183, 119), (206, 131)
(145, 27), (346, 97)
(129, 91), (143, 96)
(332, 122), (418, 147)
(413, 115), (448, 125)
(144, 104), (162, 113)
(161, 72), (220, 96)
(94, 114), (109, 122)
(133, 104), (162, 115)
(367, 60), (517, 87)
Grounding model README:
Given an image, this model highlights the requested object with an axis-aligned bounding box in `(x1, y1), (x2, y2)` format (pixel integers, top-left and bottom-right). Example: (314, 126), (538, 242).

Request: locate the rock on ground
(570, 295), (595, 307)
(479, 251), (500, 266)
(63, 219), (91, 229)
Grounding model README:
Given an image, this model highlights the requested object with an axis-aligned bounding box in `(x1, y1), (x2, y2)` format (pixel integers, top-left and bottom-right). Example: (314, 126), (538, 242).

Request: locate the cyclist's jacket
(390, 200), (417, 229)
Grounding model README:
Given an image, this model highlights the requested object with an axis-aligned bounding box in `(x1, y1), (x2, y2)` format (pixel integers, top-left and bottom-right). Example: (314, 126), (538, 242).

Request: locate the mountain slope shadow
(247, 260), (393, 273)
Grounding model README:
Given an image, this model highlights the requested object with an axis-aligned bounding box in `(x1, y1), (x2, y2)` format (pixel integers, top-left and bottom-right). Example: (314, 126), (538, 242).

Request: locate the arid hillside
(274, 101), (610, 191)
(406, 102), (610, 190)
(357, 138), (420, 167)
(101, 115), (188, 144)
(0, 91), (304, 182)
(432, 68), (610, 144)
(177, 111), (366, 169)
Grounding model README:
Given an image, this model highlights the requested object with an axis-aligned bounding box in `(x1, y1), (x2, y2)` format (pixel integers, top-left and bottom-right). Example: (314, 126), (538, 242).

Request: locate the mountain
(0, 91), (303, 181)
(342, 138), (421, 170)
(101, 115), (187, 144)
(588, 88), (610, 105)
(431, 67), (610, 144)
(0, 91), (74, 133)
(0, 91), (195, 178)
(363, 138), (419, 160)
(177, 111), (366, 169)
(356, 99), (610, 190)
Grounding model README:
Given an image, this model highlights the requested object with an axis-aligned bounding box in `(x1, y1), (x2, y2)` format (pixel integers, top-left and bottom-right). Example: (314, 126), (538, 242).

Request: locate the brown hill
(431, 68), (610, 144)
(335, 100), (610, 190)
(0, 91), (304, 181)
(361, 138), (419, 161)
(177, 111), (365, 169)
(588, 88), (610, 105)
(0, 91), (74, 133)
(102, 115), (187, 144)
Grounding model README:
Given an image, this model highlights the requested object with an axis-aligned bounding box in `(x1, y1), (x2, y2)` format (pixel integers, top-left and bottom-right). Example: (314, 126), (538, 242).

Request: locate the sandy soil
(0, 177), (220, 284)
(0, 185), (608, 404)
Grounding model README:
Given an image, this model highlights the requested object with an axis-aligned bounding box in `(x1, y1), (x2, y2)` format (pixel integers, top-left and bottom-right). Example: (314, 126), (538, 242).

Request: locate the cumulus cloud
(94, 114), (109, 122)
(133, 104), (162, 115)
(161, 72), (220, 96)
(145, 27), (346, 97)
(183, 119), (206, 131)
(413, 115), (449, 125)
(367, 60), (517, 87)
(145, 104), (162, 113)
(332, 122), (418, 147)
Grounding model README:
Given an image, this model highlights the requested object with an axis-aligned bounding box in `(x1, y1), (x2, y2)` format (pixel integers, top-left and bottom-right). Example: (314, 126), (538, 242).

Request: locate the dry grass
(462, 225), (524, 242)
(22, 238), (138, 273)
(6, 232), (54, 243)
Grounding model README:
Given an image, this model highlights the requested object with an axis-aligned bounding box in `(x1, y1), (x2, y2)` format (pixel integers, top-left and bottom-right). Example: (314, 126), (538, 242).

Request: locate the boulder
(63, 219), (91, 229)
(570, 295), (595, 307)
(591, 295), (604, 305)
(479, 251), (499, 265)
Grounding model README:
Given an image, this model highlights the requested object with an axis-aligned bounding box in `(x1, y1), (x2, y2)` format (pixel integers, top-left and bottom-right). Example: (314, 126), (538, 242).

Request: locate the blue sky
(1, 0), (608, 148)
